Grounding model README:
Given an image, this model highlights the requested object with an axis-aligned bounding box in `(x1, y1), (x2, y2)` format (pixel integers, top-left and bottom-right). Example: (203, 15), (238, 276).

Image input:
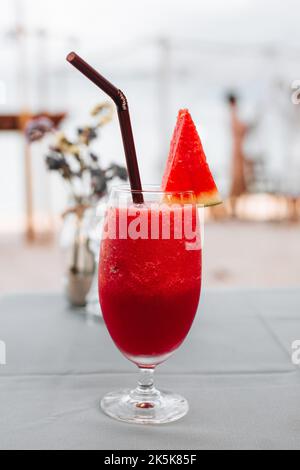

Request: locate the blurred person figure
(226, 93), (248, 216)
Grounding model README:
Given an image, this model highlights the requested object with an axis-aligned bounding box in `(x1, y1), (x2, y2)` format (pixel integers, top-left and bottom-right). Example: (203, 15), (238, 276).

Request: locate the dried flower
(91, 102), (114, 127)
(46, 152), (72, 180)
(89, 152), (99, 163)
(90, 168), (108, 197)
(77, 127), (98, 145)
(55, 133), (80, 155)
(38, 103), (128, 203)
(25, 117), (54, 143)
(46, 155), (63, 171)
(105, 164), (128, 182)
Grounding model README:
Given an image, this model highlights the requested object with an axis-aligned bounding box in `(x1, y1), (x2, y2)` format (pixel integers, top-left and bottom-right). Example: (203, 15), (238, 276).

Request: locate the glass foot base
(101, 388), (189, 425)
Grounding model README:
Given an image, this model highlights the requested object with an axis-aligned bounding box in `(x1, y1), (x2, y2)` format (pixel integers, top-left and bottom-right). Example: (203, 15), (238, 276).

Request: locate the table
(0, 289), (300, 450)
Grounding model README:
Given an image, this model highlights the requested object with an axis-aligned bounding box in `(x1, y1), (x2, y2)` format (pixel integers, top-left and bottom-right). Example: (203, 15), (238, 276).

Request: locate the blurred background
(1, 0), (299, 297)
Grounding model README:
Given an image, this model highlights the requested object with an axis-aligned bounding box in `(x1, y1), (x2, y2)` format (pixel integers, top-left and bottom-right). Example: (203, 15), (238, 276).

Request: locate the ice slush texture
(99, 206), (202, 363)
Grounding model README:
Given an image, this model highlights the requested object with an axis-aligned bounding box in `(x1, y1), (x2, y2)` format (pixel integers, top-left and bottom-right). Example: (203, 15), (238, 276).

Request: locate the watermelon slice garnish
(162, 109), (222, 207)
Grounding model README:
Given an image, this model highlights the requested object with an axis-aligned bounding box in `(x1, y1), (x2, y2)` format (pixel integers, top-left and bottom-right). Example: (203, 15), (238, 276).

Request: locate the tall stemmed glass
(99, 186), (202, 424)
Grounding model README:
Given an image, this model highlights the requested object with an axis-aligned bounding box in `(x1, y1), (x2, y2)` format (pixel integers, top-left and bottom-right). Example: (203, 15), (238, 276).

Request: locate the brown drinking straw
(66, 52), (143, 204)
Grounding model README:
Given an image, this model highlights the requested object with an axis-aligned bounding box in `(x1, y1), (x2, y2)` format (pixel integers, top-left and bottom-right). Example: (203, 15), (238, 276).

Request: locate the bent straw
(66, 52), (143, 204)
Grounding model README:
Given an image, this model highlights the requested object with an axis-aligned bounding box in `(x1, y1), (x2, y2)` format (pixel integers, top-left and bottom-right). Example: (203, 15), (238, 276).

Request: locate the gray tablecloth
(0, 289), (300, 450)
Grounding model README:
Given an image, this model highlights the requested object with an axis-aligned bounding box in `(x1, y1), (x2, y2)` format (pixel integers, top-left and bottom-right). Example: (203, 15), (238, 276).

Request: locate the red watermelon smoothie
(99, 204), (202, 367)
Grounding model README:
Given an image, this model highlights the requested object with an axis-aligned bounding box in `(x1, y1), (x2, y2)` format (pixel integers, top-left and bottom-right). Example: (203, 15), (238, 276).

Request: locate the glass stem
(130, 368), (160, 405)
(137, 368), (155, 395)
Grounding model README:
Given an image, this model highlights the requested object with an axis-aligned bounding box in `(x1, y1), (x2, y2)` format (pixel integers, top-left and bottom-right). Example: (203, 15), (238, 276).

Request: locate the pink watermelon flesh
(162, 109), (222, 206)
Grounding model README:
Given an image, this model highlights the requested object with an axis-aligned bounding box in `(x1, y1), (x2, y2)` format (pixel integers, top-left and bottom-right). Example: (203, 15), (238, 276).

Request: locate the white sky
(1, 0), (299, 81)
(2, 0), (300, 49)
